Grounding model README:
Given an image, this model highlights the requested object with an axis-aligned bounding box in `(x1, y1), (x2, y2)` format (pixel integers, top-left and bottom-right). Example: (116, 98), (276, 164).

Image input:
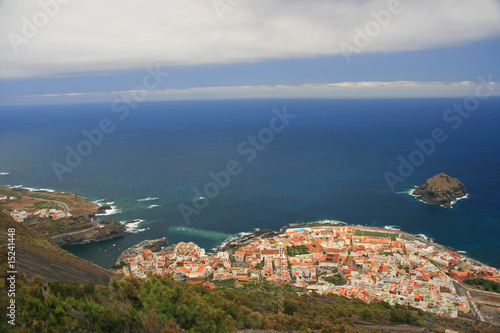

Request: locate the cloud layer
(1, 0), (500, 78)
(5, 80), (499, 104)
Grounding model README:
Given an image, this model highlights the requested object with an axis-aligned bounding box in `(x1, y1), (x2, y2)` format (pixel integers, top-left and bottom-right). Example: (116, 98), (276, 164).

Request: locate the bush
(464, 278), (500, 292)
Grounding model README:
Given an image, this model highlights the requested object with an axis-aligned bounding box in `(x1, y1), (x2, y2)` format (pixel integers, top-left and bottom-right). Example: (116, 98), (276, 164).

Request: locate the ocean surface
(0, 98), (499, 269)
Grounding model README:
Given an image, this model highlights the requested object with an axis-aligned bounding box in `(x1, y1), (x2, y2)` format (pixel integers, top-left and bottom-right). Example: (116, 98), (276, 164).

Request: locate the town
(0, 195), (71, 223)
(113, 224), (500, 321)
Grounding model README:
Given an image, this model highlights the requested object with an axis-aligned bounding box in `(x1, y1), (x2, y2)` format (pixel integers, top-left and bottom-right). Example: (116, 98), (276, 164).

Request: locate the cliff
(0, 185), (129, 245)
(55, 220), (128, 246)
(412, 173), (467, 208)
(0, 213), (117, 285)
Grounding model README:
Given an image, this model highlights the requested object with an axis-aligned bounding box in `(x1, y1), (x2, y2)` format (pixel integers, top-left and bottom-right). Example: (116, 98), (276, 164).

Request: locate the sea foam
(119, 219), (147, 233)
(95, 204), (122, 216)
(137, 197), (159, 202)
(6, 185), (56, 192)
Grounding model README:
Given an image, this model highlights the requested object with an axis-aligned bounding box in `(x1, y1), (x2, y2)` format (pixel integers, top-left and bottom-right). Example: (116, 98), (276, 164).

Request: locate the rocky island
(412, 173), (467, 208)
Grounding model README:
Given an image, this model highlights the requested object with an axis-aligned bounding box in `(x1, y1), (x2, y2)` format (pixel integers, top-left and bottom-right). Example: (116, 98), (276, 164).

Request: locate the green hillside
(1, 272), (495, 332)
(1, 213), (496, 332)
(0, 213), (116, 285)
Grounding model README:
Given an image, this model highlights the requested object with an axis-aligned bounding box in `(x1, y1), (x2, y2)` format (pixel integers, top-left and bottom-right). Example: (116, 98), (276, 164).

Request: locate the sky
(1, 0), (500, 104)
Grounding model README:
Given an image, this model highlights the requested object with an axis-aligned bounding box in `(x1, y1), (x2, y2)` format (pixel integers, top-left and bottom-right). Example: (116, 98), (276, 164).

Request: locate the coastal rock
(144, 237), (168, 252)
(60, 220), (129, 245)
(96, 205), (112, 215)
(412, 173), (467, 208)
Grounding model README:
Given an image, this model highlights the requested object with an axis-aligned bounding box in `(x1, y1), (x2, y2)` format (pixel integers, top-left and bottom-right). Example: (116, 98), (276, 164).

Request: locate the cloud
(1, 0), (500, 78)
(4, 80), (499, 104)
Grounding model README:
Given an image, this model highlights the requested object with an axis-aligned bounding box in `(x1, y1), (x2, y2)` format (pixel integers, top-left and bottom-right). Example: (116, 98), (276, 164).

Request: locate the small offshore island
(412, 173), (467, 208)
(114, 221), (500, 324)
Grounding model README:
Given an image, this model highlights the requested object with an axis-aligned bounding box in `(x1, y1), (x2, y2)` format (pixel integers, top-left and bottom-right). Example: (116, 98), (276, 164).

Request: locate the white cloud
(1, 0), (500, 78)
(4, 80), (499, 104)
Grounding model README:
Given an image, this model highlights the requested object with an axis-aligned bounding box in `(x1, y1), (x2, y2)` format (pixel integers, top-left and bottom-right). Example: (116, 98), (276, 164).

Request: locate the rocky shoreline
(213, 220), (491, 267)
(213, 220), (348, 252)
(53, 202), (130, 246)
(114, 237), (169, 266)
(54, 219), (129, 246)
(0, 185), (130, 246)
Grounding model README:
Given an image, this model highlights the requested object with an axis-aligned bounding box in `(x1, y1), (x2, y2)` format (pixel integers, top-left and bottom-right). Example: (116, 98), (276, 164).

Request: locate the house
(177, 266), (190, 276)
(483, 276), (500, 283)
(142, 249), (153, 260)
(191, 264), (210, 278)
(234, 250), (246, 262)
(306, 242), (323, 253)
(450, 269), (476, 281)
(260, 249), (280, 259)
(203, 282), (216, 289)
(317, 253), (340, 268)
(237, 276), (249, 282)
(175, 242), (203, 256)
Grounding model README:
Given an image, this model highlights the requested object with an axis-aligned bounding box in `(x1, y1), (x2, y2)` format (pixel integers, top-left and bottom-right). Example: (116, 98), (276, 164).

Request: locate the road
(50, 216), (101, 243)
(22, 196), (70, 214)
(22, 195), (103, 242)
(50, 225), (99, 243)
(352, 319), (426, 332)
(453, 281), (485, 322)
(428, 259), (495, 323)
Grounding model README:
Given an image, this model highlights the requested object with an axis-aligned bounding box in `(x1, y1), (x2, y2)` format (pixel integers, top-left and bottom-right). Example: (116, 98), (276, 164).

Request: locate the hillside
(0, 213), (117, 285)
(0, 186), (100, 217)
(1, 213), (498, 332)
(0, 186), (128, 245)
(1, 272), (497, 332)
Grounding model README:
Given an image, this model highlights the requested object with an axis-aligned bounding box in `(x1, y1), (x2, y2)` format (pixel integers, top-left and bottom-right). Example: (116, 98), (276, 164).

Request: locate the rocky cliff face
(412, 173), (467, 208)
(144, 237), (168, 252)
(0, 213), (117, 285)
(59, 220), (129, 245)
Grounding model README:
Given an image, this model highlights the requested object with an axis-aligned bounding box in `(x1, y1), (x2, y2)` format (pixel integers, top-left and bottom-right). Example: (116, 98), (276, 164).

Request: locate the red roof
(261, 249), (279, 255)
(196, 264), (207, 273)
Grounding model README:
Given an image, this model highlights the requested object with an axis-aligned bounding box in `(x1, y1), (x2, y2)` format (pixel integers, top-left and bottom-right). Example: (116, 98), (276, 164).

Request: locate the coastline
(112, 220), (500, 324)
(127, 219), (494, 270)
(409, 186), (469, 209)
(0, 183), (493, 268)
(221, 221), (494, 268)
(0, 185), (130, 246)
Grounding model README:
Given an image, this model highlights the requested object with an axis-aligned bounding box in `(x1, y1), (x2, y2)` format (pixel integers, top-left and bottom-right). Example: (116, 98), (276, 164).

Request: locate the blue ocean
(0, 98), (499, 268)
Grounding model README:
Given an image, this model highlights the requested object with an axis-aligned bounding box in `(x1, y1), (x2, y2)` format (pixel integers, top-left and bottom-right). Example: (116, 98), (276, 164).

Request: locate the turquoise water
(0, 98), (499, 268)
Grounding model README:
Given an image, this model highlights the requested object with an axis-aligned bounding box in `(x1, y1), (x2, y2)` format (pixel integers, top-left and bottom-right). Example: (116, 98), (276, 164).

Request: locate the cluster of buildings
(1, 195), (71, 222)
(115, 225), (499, 318)
(118, 241), (213, 280)
(2, 208), (70, 222)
